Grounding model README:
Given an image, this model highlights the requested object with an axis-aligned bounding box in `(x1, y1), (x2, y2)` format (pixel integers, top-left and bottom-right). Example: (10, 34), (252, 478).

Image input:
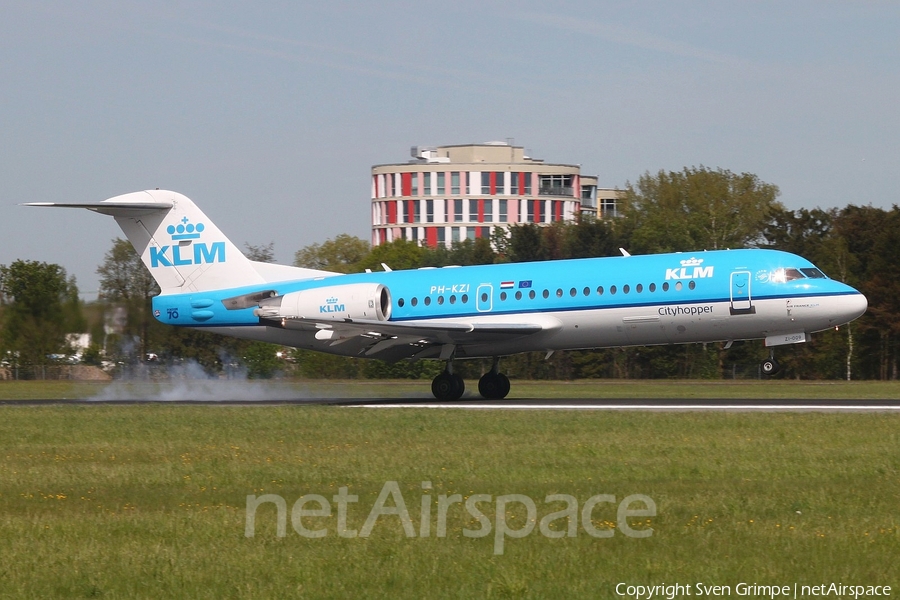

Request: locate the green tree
(625, 166), (783, 253)
(242, 341), (283, 378)
(507, 223), (547, 262)
(294, 234), (370, 273)
(244, 242), (276, 263)
(0, 260), (82, 367)
(356, 239), (431, 272)
(97, 238), (159, 360)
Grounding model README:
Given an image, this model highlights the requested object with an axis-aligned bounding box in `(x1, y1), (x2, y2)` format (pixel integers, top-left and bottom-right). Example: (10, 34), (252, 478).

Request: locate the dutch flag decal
(500, 281), (514, 289)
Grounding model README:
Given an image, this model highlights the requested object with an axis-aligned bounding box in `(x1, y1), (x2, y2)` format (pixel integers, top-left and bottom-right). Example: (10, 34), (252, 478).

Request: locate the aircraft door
(476, 284), (493, 312)
(730, 271), (755, 315)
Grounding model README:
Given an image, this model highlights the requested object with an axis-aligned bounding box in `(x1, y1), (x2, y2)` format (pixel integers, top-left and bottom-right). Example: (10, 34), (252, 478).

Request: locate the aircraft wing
(260, 315), (554, 361)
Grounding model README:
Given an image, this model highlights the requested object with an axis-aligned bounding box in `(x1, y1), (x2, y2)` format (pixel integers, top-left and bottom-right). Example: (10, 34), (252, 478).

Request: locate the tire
(761, 359), (779, 376)
(432, 372), (465, 401)
(478, 372), (511, 399)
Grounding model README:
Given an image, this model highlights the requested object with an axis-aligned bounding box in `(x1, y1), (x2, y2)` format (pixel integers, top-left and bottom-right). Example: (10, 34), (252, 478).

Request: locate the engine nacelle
(255, 283), (391, 321)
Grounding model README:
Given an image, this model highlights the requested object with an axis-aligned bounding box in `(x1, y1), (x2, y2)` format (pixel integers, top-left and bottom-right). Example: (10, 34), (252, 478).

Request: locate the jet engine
(255, 283), (391, 322)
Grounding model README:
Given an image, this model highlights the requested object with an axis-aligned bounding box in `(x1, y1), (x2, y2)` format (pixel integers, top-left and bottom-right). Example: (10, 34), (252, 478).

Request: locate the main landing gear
(761, 350), (781, 376)
(430, 357), (511, 401)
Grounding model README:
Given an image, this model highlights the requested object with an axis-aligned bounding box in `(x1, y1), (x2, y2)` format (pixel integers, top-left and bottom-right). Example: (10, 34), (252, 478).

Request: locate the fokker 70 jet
(28, 190), (868, 400)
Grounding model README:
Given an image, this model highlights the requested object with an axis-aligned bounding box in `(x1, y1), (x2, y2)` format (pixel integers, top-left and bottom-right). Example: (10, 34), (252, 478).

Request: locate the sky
(2, 1), (898, 298)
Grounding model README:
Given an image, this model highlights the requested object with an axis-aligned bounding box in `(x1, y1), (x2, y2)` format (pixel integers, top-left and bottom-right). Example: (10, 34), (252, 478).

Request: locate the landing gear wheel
(432, 371), (465, 401)
(761, 358), (780, 376)
(478, 372), (511, 399)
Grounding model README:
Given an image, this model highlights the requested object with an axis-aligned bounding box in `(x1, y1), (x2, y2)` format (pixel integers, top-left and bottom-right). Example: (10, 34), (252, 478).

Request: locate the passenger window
(675, 282), (683, 291)
(623, 285), (630, 294)
(500, 292), (507, 301)
(556, 289), (563, 298)
(449, 295), (456, 304)
(398, 298), (405, 307)
(543, 289), (550, 299)
(688, 281), (696, 290)
(583, 287), (590, 296)
(461, 294), (468, 303)
(411, 297), (418, 306)
(516, 291), (523, 300)
(662, 282), (670, 292)
(649, 283), (656, 292)
(596, 286), (604, 295)
(529, 290), (536, 299)
(570, 288), (577, 297)
(424, 297), (432, 306)
(610, 286), (617, 295)
(438, 296), (444, 305)
(636, 284), (643, 293)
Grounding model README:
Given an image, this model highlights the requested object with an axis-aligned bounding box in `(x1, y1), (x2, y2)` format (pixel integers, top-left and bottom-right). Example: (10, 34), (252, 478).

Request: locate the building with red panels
(371, 142), (618, 247)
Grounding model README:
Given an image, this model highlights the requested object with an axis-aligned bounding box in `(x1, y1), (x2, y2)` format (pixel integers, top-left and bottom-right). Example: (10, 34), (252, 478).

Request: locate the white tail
(26, 190), (336, 294)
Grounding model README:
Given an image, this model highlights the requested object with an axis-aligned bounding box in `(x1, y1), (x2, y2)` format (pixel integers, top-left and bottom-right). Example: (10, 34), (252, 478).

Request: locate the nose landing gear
(761, 350), (781, 376)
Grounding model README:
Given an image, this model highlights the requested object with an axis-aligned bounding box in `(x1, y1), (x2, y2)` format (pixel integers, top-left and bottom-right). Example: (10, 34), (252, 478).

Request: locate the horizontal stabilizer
(23, 201), (174, 217)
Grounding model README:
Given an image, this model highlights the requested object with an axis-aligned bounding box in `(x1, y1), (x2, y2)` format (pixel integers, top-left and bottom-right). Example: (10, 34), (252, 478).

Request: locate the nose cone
(838, 291), (868, 325)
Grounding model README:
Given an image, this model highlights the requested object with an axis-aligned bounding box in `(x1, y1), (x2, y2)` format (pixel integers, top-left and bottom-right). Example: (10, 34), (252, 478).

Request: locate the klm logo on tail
(149, 217), (225, 268)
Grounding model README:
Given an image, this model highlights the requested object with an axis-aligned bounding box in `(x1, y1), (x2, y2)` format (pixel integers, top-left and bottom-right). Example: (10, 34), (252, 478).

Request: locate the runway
(4, 397), (900, 411)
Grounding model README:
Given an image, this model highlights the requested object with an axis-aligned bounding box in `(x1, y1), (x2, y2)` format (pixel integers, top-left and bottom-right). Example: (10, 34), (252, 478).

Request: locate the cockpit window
(784, 268), (805, 281)
(771, 268), (807, 283)
(800, 268), (827, 279)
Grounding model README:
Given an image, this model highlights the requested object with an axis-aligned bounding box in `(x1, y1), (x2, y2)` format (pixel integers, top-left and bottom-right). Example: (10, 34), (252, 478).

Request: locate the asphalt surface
(3, 397), (900, 410)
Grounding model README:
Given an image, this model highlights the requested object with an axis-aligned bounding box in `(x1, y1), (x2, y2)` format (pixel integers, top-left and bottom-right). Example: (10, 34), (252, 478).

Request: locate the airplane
(27, 190), (868, 400)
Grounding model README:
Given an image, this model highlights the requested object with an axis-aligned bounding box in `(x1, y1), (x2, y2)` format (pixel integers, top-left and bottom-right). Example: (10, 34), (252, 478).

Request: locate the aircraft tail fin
(25, 190), (316, 294)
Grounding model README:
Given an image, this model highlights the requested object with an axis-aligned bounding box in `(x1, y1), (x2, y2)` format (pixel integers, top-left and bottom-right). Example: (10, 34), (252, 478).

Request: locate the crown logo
(680, 257), (703, 267)
(326, 297), (339, 304)
(167, 217), (205, 241)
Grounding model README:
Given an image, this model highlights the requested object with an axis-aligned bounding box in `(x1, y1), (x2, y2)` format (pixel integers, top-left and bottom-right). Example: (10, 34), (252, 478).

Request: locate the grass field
(1, 397), (898, 598)
(2, 378), (900, 400)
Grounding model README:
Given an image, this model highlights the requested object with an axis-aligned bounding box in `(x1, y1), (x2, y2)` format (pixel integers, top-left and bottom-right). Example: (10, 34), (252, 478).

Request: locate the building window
(437, 227), (446, 244)
(426, 199), (434, 223)
(539, 174), (573, 197)
(510, 172), (519, 195)
(411, 174), (418, 196)
(600, 197), (618, 218)
(437, 172), (445, 195)
(423, 172), (431, 196)
(467, 228), (475, 241)
(451, 172), (460, 195)
(527, 199), (535, 223)
(451, 227), (460, 243)
(484, 199), (493, 222)
(524, 173), (531, 195)
(481, 172), (490, 195)
(469, 199), (478, 222)
(581, 185), (596, 207)
(413, 200), (420, 223)
(499, 199), (507, 223)
(454, 199), (463, 222)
